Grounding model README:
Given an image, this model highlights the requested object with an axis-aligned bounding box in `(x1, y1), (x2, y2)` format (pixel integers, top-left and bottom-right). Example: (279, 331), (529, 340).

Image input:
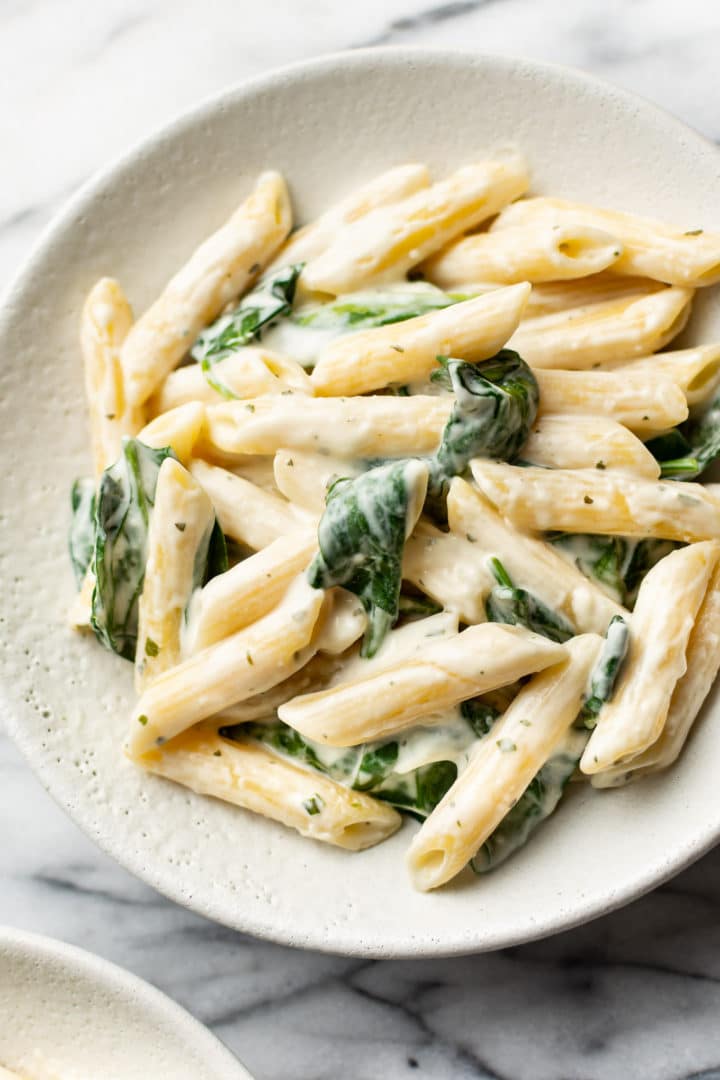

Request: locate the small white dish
(0, 928), (251, 1079)
(1, 48), (720, 957)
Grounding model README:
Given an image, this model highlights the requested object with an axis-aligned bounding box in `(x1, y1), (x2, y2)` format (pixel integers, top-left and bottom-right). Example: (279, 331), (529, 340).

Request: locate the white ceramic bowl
(0, 928), (251, 1079)
(2, 49), (720, 958)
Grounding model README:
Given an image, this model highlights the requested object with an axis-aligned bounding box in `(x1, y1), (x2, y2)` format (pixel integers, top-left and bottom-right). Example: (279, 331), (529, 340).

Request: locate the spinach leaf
(191, 263), (304, 397)
(460, 699), (500, 737)
(397, 591), (443, 621)
(91, 439), (177, 660)
(548, 533), (628, 605)
(220, 720), (458, 819)
(372, 760), (458, 820)
(623, 538), (680, 607)
(645, 387), (720, 480)
(192, 519), (229, 592)
(485, 557), (574, 643)
(576, 615), (629, 728)
(307, 460), (427, 657)
(69, 478), (96, 587)
(548, 532), (680, 608)
(426, 350), (539, 508)
(292, 282), (455, 332)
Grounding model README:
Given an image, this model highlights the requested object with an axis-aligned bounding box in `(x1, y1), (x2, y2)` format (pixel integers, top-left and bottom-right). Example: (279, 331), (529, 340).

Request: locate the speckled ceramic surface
(0, 928), (251, 1079)
(1, 49), (720, 957)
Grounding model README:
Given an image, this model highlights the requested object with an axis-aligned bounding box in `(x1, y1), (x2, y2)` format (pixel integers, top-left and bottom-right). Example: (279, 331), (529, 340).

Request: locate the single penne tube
(188, 460), (315, 549)
(311, 284), (531, 397)
(273, 449), (361, 512)
(203, 395), (451, 458)
(138, 402), (206, 464)
(447, 478), (626, 632)
(136, 726), (401, 851)
(312, 588), (368, 656)
(121, 172), (292, 407)
(470, 461), (720, 543)
(278, 623), (566, 747)
(491, 196), (720, 287)
(129, 576), (325, 756)
(534, 368), (688, 435)
(406, 633), (602, 891)
(595, 560), (720, 784)
(149, 349), (314, 415)
(422, 223), (622, 288)
(81, 277), (145, 476)
(508, 287), (693, 370)
(301, 157), (529, 295)
(135, 458), (215, 690)
(402, 524), (493, 625)
(266, 163), (431, 272)
(521, 414), (660, 477)
(581, 541), (720, 775)
(184, 533), (318, 653)
(522, 273), (664, 318)
(597, 344), (720, 408)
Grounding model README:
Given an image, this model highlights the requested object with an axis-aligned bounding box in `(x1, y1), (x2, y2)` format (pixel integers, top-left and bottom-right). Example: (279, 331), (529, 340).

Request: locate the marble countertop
(3, 2), (720, 1077)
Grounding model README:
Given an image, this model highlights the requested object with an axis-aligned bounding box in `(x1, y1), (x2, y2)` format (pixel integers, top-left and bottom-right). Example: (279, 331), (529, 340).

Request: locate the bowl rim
(0, 926), (251, 1077)
(2, 46), (720, 958)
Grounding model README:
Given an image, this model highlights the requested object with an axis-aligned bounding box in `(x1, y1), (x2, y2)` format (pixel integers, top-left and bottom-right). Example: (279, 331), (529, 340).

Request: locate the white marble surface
(3, 2), (720, 1077)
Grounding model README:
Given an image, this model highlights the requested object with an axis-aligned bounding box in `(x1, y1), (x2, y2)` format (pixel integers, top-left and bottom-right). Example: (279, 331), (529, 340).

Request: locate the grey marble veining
(3, 2), (720, 1078)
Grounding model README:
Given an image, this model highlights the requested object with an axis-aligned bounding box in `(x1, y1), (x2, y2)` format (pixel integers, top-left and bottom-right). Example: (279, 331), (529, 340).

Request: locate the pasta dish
(67, 156), (720, 890)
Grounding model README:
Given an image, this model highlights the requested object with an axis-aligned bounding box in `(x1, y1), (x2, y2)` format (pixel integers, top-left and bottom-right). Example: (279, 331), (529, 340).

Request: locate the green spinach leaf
(576, 615), (629, 728)
(191, 263), (304, 397)
(307, 460), (427, 657)
(293, 282), (455, 332)
(91, 439), (177, 660)
(645, 387), (720, 480)
(485, 557), (574, 643)
(69, 478), (97, 587)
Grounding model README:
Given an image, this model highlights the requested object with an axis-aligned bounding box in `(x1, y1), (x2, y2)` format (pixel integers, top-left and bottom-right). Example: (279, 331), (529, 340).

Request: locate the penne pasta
(534, 368), (688, 435)
(508, 287), (693, 370)
(422, 223), (622, 288)
(470, 461), (720, 543)
(492, 196), (720, 287)
(597, 344), (720, 409)
(402, 524), (492, 625)
(447, 478), (626, 632)
(266, 163), (431, 272)
(301, 157), (529, 294)
(521, 273), (665, 318)
(121, 172), (292, 407)
(406, 634), (602, 890)
(138, 402), (206, 465)
(135, 458), (215, 690)
(203, 394), (451, 458)
(149, 349), (313, 415)
(184, 533), (318, 653)
(273, 449), (360, 512)
(188, 460), (314, 550)
(520, 413), (661, 477)
(81, 277), (144, 476)
(138, 726), (401, 850)
(69, 149), (720, 891)
(311, 283), (531, 397)
(278, 623), (566, 747)
(581, 542), (720, 774)
(594, 561), (720, 784)
(129, 576), (325, 756)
